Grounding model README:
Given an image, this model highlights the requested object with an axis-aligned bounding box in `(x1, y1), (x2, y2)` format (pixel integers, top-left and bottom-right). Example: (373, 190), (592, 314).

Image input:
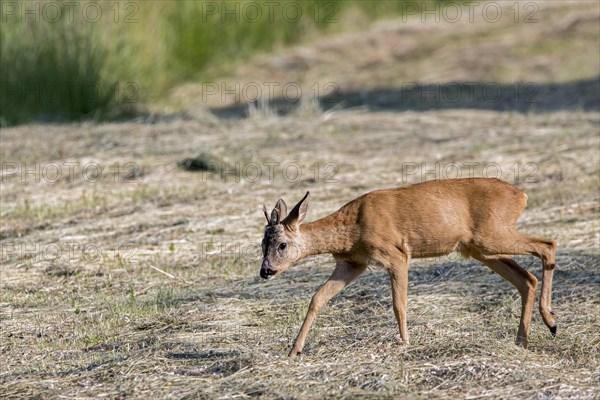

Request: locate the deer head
(260, 192), (309, 279)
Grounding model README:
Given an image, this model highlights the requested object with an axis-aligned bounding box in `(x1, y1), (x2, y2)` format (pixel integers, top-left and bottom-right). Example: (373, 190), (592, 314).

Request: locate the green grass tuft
(1, 0), (446, 125)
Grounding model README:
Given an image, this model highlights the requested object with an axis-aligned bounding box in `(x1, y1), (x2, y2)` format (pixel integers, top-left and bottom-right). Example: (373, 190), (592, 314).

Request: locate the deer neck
(298, 213), (355, 258)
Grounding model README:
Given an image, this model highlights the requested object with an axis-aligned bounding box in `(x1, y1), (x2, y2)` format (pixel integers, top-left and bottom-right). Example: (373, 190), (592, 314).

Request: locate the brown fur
(260, 178), (557, 357)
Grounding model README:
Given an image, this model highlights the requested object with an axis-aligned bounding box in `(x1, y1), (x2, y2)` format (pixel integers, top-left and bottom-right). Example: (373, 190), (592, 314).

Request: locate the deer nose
(260, 259), (276, 279)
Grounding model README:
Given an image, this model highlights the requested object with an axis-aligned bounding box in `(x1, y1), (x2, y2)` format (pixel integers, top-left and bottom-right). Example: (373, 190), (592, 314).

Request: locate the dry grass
(2, 108), (598, 399)
(1, 2), (599, 399)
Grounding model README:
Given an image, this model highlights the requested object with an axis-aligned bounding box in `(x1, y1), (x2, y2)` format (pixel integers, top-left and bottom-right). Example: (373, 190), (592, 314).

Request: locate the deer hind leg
(525, 236), (557, 336)
(289, 260), (366, 358)
(473, 232), (557, 339)
(471, 251), (538, 348)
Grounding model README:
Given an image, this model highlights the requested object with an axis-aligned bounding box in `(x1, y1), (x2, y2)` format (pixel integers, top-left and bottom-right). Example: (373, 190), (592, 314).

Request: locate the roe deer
(260, 178), (556, 357)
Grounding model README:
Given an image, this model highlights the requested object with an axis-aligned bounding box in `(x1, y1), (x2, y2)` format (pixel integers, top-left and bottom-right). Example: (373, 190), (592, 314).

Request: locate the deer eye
(278, 243), (287, 250)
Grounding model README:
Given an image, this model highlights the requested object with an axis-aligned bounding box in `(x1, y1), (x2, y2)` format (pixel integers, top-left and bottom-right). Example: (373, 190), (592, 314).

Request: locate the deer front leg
(289, 260), (366, 357)
(388, 259), (409, 345)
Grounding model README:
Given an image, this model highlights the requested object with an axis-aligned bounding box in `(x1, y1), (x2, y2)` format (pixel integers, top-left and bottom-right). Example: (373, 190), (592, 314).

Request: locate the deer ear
(269, 198), (287, 225)
(282, 191), (309, 230)
(263, 204), (270, 224)
(275, 198), (287, 221)
(269, 208), (279, 225)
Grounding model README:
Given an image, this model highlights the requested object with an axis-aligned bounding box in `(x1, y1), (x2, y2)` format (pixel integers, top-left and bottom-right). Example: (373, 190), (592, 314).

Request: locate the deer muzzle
(260, 259), (277, 279)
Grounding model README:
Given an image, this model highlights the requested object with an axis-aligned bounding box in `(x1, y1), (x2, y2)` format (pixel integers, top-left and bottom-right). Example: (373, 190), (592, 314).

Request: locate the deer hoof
(288, 349), (300, 358)
(515, 337), (528, 349)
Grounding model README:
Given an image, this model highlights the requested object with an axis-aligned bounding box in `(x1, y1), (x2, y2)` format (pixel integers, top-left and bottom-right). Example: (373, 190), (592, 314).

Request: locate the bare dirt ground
(1, 2), (599, 399)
